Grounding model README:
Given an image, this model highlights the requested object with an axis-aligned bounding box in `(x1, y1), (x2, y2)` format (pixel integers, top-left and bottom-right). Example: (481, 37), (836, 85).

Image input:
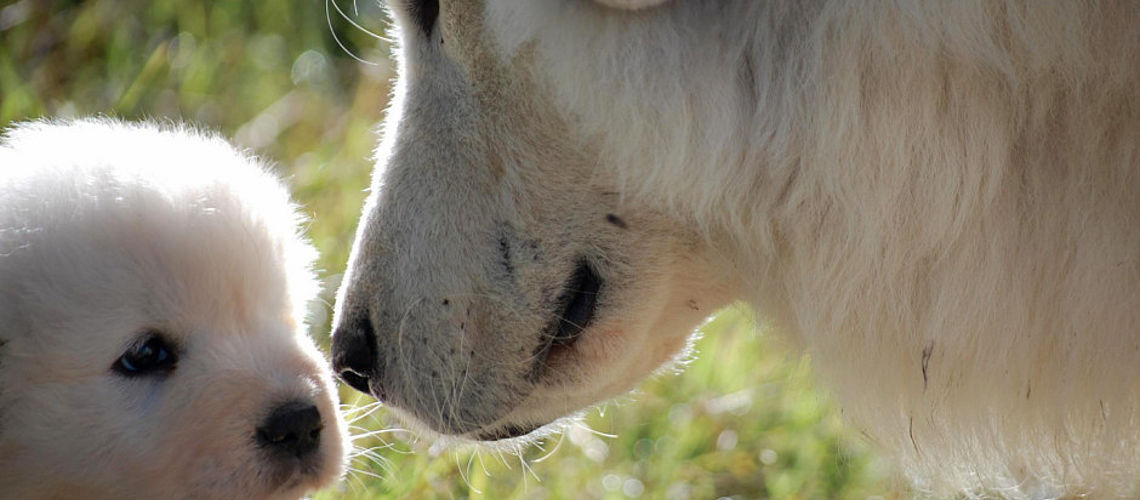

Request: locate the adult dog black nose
(331, 315), (381, 398)
(257, 402), (322, 458)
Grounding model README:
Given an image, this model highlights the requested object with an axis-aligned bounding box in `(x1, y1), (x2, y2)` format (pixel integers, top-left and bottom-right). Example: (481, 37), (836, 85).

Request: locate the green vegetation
(1, 1), (895, 498)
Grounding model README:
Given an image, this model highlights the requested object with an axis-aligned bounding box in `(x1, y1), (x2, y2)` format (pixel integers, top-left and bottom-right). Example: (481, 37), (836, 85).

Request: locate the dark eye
(113, 333), (178, 377)
(407, 0), (439, 37)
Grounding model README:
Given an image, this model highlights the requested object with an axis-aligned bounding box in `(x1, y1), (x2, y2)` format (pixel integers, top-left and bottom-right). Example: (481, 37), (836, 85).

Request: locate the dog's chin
(264, 477), (326, 500)
(377, 331), (651, 445)
(374, 400), (555, 448)
(269, 461), (326, 492)
(449, 420), (575, 450)
(256, 456), (341, 500)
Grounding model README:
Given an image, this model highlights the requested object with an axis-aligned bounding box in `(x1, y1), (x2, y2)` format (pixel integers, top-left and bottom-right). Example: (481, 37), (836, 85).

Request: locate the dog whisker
(349, 427), (407, 441)
(345, 465), (387, 481)
(516, 444), (541, 485)
(493, 449), (512, 470)
(348, 447), (394, 468)
(453, 450), (483, 494)
(465, 451), (481, 491)
(328, 0), (391, 42)
(323, 0), (377, 66)
(340, 399), (383, 413)
(342, 469), (368, 493)
(364, 441), (413, 455)
(350, 450), (394, 472)
(573, 420), (617, 439)
(532, 432), (567, 463)
(476, 449), (491, 477)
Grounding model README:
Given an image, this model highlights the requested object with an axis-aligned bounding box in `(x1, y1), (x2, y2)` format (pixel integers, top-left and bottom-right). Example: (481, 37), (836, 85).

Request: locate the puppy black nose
(257, 402), (323, 458)
(331, 315), (381, 398)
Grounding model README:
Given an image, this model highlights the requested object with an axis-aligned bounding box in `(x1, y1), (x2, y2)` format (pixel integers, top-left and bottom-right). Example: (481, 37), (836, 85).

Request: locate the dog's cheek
(0, 380), (149, 491)
(137, 370), (268, 494)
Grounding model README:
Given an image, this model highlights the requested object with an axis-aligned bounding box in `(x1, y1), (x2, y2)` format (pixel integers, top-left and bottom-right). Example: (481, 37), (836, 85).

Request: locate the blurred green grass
(0, 1), (896, 498)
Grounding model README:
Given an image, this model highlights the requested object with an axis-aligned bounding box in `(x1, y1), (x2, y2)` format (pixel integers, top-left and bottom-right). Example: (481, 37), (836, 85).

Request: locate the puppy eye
(113, 334), (177, 377)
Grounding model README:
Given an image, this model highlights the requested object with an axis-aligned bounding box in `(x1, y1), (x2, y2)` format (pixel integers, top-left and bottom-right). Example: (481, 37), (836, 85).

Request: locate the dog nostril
(338, 369), (373, 396)
(331, 315), (382, 398)
(257, 402), (323, 459)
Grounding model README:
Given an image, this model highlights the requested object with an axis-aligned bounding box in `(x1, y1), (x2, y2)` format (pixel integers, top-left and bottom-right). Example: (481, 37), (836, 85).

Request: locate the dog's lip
(552, 260), (603, 346)
(529, 260), (603, 380)
(470, 422), (544, 441)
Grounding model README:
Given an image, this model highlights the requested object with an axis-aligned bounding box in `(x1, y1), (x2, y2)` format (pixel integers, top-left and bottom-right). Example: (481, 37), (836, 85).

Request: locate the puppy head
(0, 119), (346, 498)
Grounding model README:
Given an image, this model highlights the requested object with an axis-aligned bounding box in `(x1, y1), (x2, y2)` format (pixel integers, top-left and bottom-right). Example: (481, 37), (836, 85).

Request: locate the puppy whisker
(345, 465), (387, 481)
(349, 427), (407, 441)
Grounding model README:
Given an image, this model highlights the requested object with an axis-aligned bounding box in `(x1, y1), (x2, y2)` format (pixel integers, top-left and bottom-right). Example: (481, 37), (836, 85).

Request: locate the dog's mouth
(472, 422), (544, 441)
(552, 260), (602, 346)
(529, 260), (603, 380)
(478, 262), (601, 439)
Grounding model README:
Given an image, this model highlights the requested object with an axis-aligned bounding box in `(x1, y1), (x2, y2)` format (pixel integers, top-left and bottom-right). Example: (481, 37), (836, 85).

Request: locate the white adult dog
(0, 119), (346, 499)
(331, 1), (1140, 497)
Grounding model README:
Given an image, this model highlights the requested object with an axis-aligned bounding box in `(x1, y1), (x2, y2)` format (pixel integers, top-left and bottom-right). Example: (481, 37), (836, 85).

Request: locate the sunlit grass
(1, 1), (895, 498)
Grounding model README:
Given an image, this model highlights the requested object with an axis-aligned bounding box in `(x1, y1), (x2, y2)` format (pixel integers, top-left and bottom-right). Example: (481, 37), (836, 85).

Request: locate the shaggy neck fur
(488, 1), (1140, 497)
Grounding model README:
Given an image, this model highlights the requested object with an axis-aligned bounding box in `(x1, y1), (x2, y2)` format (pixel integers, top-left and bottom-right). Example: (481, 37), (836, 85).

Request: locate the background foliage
(0, 1), (897, 498)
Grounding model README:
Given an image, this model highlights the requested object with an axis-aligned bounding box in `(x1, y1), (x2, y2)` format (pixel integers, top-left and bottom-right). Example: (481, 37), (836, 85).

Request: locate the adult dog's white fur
(333, 1), (1140, 497)
(0, 119), (346, 498)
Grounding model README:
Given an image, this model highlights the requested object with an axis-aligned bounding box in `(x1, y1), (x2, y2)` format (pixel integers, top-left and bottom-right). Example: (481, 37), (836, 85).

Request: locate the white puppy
(0, 119), (346, 499)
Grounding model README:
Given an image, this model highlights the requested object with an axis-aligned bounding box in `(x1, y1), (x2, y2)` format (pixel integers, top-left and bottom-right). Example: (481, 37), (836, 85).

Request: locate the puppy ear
(593, 0), (670, 11)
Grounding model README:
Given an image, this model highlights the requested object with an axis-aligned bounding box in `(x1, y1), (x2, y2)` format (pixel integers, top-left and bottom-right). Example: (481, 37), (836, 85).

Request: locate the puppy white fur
(0, 119), (346, 499)
(332, 1), (1140, 498)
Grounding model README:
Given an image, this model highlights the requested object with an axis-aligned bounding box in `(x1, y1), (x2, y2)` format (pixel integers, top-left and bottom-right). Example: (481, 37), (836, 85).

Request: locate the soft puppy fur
(0, 119), (346, 498)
